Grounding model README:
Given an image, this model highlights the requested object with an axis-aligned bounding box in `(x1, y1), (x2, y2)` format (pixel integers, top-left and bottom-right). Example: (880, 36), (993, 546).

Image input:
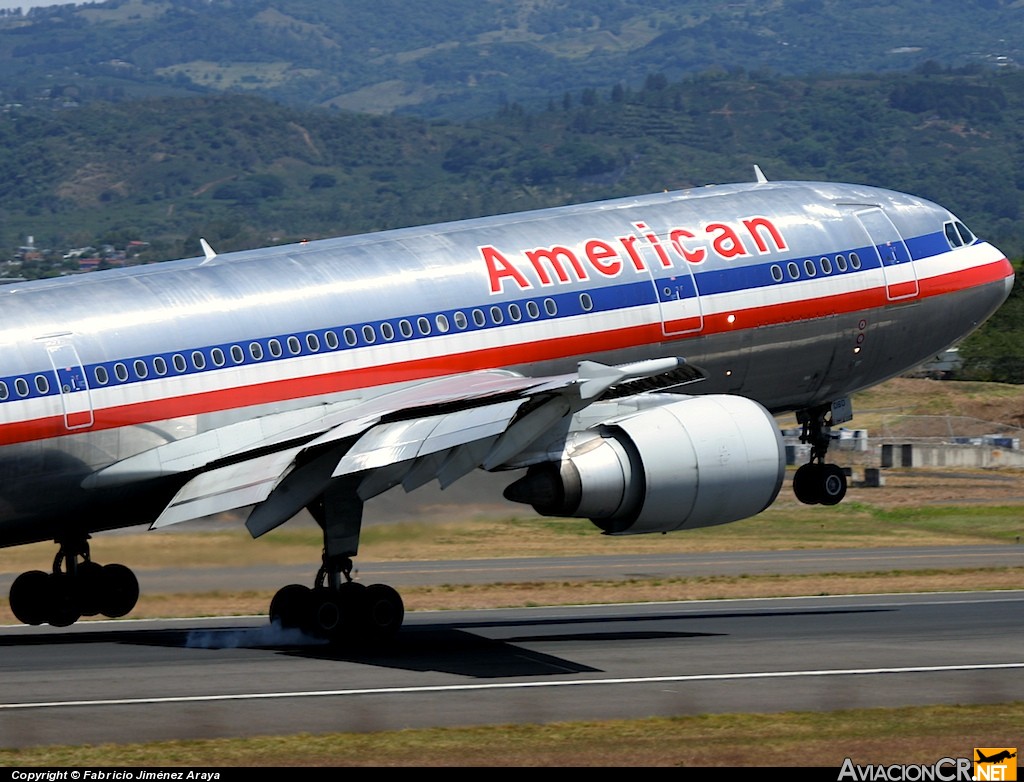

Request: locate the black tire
(9, 570), (51, 626)
(362, 583), (404, 643)
(99, 563), (139, 618)
(47, 573), (81, 628)
(270, 583), (312, 629)
(76, 561), (105, 617)
(819, 464), (848, 506)
(793, 463), (823, 505)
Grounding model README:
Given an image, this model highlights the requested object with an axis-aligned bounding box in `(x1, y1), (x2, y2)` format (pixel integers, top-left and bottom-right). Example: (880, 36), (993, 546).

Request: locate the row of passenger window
(770, 252), (863, 283)
(0, 296), (571, 400)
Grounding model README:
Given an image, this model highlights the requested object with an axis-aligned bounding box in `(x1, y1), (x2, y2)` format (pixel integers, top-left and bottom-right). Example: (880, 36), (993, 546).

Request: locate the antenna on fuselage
(199, 238), (217, 264)
(754, 165), (768, 184)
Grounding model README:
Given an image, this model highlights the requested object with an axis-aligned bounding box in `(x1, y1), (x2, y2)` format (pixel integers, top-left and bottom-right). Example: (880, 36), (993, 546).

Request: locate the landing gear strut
(268, 481), (404, 646)
(8, 534), (139, 627)
(793, 403), (848, 506)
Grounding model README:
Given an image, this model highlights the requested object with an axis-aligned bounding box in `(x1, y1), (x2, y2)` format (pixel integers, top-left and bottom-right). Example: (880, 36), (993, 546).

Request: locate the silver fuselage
(0, 180), (1013, 546)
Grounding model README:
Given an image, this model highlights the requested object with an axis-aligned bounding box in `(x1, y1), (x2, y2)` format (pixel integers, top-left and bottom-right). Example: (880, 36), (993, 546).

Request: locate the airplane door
(854, 207), (919, 301)
(43, 337), (94, 430)
(644, 237), (704, 337)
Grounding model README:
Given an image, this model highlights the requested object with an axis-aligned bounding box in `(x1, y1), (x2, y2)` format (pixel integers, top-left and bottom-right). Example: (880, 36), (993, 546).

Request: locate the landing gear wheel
(362, 584), (404, 644)
(47, 573), (81, 628)
(9, 570), (51, 626)
(793, 462), (824, 505)
(76, 560), (105, 617)
(99, 563), (139, 618)
(270, 583), (312, 629)
(819, 464), (848, 506)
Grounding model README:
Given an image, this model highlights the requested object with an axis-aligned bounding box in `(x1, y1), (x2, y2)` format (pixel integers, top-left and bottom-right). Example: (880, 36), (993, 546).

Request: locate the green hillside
(1, 0), (1022, 118)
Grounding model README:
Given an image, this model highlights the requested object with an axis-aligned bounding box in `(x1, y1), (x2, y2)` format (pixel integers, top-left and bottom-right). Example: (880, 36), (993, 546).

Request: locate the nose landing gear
(793, 403), (849, 506)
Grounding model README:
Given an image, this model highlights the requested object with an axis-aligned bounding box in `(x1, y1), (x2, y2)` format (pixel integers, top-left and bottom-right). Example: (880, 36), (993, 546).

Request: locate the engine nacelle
(503, 395), (785, 534)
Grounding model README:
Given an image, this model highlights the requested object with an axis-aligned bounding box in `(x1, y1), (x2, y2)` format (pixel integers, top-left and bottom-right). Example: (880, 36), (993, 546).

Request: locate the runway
(1, 590), (1022, 748)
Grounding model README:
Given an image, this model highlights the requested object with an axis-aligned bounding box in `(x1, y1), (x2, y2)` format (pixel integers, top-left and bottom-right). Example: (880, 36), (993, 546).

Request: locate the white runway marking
(3, 662), (1022, 710)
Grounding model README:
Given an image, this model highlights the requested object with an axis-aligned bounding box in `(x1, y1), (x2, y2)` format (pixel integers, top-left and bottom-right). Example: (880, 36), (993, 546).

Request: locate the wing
(83, 357), (705, 536)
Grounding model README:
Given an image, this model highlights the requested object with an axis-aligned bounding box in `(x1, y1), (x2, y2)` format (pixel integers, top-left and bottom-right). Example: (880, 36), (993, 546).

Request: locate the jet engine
(503, 395), (785, 534)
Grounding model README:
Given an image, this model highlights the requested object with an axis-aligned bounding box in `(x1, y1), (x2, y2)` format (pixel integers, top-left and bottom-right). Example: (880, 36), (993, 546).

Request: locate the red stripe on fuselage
(0, 257), (1012, 446)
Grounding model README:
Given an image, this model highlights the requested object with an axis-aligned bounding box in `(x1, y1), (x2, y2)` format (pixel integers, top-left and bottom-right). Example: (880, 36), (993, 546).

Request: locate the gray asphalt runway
(1, 590), (1022, 748)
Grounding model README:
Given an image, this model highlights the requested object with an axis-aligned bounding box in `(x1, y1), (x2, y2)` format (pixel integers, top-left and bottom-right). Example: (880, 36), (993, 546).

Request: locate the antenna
(754, 165), (768, 184)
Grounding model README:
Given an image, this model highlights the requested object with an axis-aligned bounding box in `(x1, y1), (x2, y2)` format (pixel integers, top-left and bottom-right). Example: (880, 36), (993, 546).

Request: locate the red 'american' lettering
(481, 215), (787, 294)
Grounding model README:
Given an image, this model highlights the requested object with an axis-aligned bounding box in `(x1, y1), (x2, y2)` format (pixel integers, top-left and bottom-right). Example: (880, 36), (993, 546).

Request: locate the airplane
(977, 751), (1017, 764)
(0, 168), (1013, 646)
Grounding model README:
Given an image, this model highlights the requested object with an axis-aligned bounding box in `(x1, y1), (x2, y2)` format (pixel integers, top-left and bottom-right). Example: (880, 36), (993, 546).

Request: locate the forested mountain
(3, 66), (1023, 261)
(1, 0), (1022, 118)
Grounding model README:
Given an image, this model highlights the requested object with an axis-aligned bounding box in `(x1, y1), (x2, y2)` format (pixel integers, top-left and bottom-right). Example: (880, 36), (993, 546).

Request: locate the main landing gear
(268, 482), (404, 646)
(8, 534), (139, 628)
(792, 403), (848, 506)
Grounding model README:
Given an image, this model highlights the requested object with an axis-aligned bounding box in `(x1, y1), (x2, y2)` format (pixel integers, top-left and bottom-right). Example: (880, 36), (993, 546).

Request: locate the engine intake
(504, 395), (785, 534)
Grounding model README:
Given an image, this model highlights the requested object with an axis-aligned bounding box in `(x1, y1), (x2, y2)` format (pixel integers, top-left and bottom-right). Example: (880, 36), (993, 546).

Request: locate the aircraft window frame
(173, 354), (188, 372)
(490, 306), (504, 325)
(0, 381), (7, 400)
(94, 367), (108, 385)
(787, 261), (800, 279)
(399, 320), (413, 338)
(211, 348), (226, 367)
(192, 351), (207, 370)
(287, 336), (302, 355)
(472, 309), (486, 327)
(820, 256), (832, 275)
(133, 360), (148, 379)
(544, 298), (557, 316)
(324, 331), (339, 350)
(15, 377), (29, 397)
(850, 252), (861, 270)
(231, 345), (245, 364)
(508, 303), (523, 321)
(362, 324), (376, 344)
(153, 356), (168, 375)
(453, 311), (468, 330)
(527, 301), (540, 319)
(436, 314), (450, 333)
(248, 343), (264, 362)
(343, 328), (357, 346)
(770, 264), (784, 282)
(114, 363), (129, 382)
(417, 317), (431, 335)
(306, 333), (320, 352)
(380, 323), (395, 341)
(34, 374), (49, 394)
(579, 293), (593, 312)
(803, 259), (817, 278)
(836, 254), (848, 272)
(268, 339), (283, 358)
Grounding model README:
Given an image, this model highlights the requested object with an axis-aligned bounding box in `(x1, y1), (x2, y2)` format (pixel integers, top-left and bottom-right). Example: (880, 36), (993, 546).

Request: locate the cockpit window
(944, 220), (977, 249)
(944, 222), (961, 247)
(955, 221), (975, 245)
